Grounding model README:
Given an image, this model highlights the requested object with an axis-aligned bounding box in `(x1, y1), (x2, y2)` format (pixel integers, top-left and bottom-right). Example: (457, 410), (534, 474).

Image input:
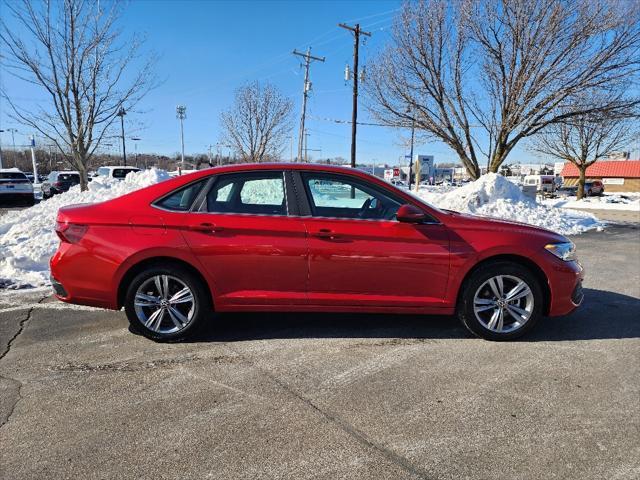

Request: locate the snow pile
(543, 193), (640, 211)
(0, 168), (170, 288)
(416, 173), (601, 235)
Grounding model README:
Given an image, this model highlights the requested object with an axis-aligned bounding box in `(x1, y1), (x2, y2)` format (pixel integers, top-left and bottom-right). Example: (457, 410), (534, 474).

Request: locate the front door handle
(312, 229), (338, 239)
(188, 222), (224, 233)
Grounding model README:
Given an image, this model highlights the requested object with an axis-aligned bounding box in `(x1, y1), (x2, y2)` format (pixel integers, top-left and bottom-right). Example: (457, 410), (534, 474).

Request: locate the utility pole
(339, 22), (370, 169)
(293, 48), (325, 162)
(207, 144), (214, 167)
(116, 106), (127, 166)
(176, 105), (187, 168)
(304, 132), (310, 162)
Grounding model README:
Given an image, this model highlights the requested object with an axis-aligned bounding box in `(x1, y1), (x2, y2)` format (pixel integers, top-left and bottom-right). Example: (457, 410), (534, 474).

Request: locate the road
(0, 226), (639, 479)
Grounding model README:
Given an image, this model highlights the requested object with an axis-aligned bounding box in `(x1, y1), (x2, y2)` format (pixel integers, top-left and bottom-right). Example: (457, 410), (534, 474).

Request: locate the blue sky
(3, 0), (635, 165)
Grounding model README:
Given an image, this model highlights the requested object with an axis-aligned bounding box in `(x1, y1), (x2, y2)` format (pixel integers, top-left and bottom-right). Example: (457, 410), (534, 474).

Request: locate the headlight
(544, 242), (577, 261)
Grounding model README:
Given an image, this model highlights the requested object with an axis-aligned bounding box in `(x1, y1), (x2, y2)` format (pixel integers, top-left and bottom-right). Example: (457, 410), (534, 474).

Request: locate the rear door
(179, 170), (309, 308)
(296, 171), (450, 309)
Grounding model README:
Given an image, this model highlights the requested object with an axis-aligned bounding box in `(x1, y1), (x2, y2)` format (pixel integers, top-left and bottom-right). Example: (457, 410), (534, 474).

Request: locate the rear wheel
(124, 265), (211, 341)
(458, 262), (543, 341)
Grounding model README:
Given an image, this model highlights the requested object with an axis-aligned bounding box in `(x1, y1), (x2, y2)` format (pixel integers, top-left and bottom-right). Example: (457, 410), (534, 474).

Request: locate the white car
(0, 168), (35, 207)
(96, 166), (140, 180)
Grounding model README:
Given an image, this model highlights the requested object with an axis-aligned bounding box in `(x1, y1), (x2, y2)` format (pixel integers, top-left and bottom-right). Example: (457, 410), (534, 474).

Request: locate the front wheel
(458, 262), (544, 341)
(124, 265), (211, 341)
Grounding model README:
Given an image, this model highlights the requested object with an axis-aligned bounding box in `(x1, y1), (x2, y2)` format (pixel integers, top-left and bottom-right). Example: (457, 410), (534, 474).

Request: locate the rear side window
(155, 179), (207, 212)
(206, 171), (287, 216)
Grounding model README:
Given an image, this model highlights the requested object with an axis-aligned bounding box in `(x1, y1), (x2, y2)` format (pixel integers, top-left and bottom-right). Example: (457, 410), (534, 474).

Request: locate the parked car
(583, 180), (604, 196)
(390, 178), (407, 187)
(523, 174), (556, 193)
(0, 169), (35, 206)
(96, 166), (140, 180)
(51, 163), (584, 342)
(42, 171), (81, 198)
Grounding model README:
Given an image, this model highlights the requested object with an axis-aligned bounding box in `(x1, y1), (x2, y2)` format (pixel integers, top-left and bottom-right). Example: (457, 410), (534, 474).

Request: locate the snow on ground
(0, 168), (170, 288)
(410, 173), (602, 236)
(542, 193), (640, 211)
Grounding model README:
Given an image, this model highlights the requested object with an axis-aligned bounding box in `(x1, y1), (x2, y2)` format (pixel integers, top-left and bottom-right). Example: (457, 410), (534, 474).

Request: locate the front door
(181, 170), (308, 308)
(299, 172), (450, 309)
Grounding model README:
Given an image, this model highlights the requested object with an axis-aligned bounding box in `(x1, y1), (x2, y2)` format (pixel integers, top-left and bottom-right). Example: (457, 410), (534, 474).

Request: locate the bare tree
(220, 82), (293, 163)
(367, 0), (640, 179)
(531, 94), (639, 199)
(1, 0), (156, 190)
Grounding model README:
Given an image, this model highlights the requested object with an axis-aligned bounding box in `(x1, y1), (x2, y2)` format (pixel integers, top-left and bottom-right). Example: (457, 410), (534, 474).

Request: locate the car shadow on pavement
(189, 288), (640, 343)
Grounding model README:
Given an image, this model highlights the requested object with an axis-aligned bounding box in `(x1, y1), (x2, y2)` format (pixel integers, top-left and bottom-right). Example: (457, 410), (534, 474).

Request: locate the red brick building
(560, 160), (640, 192)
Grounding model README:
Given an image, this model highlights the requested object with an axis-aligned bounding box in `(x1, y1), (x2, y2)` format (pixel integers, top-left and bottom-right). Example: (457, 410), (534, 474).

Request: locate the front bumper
(547, 259), (584, 316)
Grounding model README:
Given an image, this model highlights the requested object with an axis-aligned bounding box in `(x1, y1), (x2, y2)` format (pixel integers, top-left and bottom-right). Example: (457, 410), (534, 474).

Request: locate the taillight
(54, 181), (63, 187)
(56, 222), (88, 243)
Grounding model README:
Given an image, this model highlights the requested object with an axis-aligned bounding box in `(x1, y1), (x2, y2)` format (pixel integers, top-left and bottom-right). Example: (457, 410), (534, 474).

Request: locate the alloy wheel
(473, 275), (534, 334)
(133, 275), (195, 334)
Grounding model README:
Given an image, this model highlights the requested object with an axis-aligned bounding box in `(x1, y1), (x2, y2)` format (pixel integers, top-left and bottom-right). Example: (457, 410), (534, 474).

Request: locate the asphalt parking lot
(1, 225), (639, 479)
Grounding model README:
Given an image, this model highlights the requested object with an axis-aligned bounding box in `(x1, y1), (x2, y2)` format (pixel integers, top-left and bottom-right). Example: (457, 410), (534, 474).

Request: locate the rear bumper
(0, 192), (35, 205)
(50, 245), (119, 309)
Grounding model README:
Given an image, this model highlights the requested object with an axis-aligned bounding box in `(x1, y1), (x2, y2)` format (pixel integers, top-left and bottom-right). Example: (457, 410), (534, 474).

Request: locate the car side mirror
(396, 204), (427, 223)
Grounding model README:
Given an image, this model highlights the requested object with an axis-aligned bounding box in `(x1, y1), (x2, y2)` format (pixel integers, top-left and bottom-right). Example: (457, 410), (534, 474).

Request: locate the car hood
(440, 209), (569, 243)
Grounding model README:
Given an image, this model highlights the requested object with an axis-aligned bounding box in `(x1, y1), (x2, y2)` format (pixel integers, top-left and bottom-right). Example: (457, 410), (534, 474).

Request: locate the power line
(339, 22), (371, 169)
(292, 47), (325, 162)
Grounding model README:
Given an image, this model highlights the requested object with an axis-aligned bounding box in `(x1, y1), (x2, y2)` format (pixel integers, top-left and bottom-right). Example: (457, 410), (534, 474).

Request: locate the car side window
(301, 173), (403, 221)
(155, 179), (208, 212)
(206, 172), (287, 216)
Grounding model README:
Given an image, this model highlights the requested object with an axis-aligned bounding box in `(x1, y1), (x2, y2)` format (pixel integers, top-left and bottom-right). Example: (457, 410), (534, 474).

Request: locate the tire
(587, 189), (592, 196)
(457, 261), (544, 341)
(124, 264), (211, 341)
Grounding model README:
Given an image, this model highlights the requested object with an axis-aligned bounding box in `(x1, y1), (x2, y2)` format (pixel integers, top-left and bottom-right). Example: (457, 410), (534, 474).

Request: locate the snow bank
(0, 168), (170, 288)
(543, 194), (640, 211)
(415, 173), (601, 236)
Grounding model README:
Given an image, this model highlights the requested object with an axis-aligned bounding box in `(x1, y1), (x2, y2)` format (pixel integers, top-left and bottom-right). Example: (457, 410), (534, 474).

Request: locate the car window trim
(151, 177), (212, 213)
(197, 170), (294, 217)
(294, 170), (440, 224)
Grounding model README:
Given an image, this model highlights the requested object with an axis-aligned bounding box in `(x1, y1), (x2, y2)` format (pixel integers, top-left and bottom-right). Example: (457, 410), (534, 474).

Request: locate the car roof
(99, 165), (140, 170)
(52, 170), (80, 174)
(0, 168), (26, 173)
(172, 163), (393, 186)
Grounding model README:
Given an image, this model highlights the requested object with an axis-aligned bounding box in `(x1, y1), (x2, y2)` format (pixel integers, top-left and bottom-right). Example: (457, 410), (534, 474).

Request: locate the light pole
(29, 135), (39, 182)
(131, 137), (141, 167)
(406, 106), (415, 190)
(0, 129), (4, 169)
(116, 106), (127, 166)
(7, 128), (18, 167)
(176, 105), (186, 169)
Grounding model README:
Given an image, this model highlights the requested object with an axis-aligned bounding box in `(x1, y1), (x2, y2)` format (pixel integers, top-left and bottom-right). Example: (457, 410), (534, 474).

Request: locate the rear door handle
(312, 229), (338, 239)
(188, 222), (224, 233)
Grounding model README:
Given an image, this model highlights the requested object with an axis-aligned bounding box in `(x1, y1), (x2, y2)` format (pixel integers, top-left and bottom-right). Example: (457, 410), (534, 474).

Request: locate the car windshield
(0, 172), (29, 182)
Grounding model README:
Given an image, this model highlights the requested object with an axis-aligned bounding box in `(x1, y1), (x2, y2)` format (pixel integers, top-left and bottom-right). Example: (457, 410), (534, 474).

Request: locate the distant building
(560, 160), (640, 192)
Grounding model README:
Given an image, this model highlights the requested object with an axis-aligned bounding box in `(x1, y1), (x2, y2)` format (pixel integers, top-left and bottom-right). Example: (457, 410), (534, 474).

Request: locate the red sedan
(50, 164), (584, 341)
